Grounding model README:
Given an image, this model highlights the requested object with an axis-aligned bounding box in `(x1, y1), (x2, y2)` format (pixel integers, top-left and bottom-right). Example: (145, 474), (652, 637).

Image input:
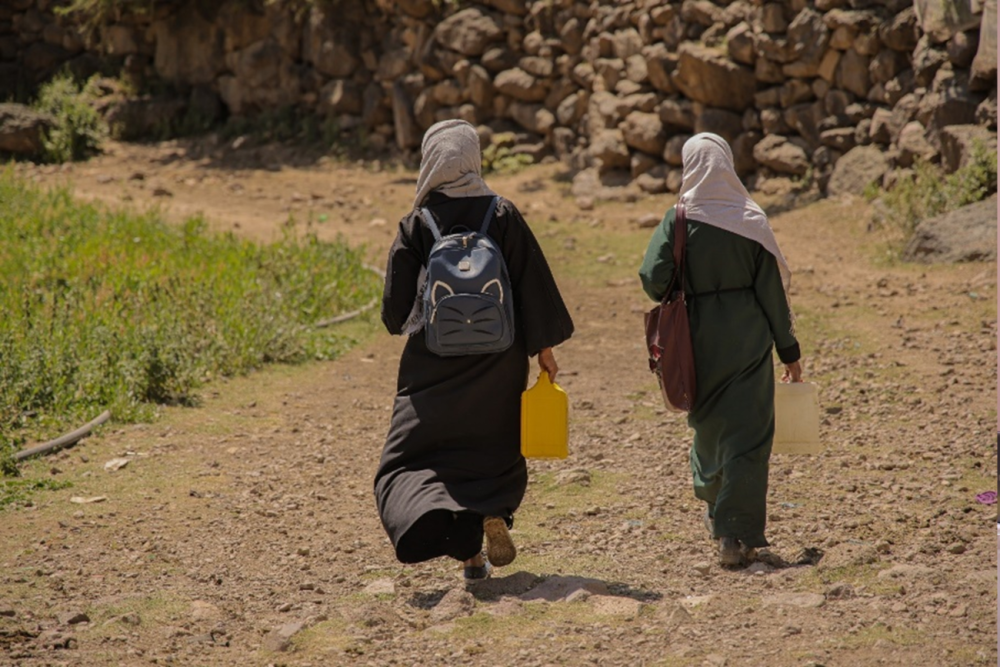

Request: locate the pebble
(636, 213), (660, 228)
(430, 588), (475, 623)
(762, 593), (825, 609)
(362, 578), (395, 596)
(692, 562), (712, 576)
(104, 458), (130, 472)
(58, 611), (90, 625)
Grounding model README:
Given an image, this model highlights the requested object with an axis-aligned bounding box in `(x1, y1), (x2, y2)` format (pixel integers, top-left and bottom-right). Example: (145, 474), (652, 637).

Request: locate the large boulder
(826, 145), (890, 196)
(621, 112), (666, 155)
(644, 44), (679, 94)
(915, 70), (981, 147)
(588, 129), (631, 172)
(782, 9), (830, 78)
(0, 103), (53, 156)
(752, 134), (810, 175)
(902, 195), (997, 263)
(971, 0), (997, 89)
(494, 68), (548, 102)
(938, 124), (998, 173)
(834, 49), (871, 98)
(220, 40), (300, 114)
(726, 22), (756, 65)
(302, 8), (360, 78)
(508, 102), (555, 135)
(896, 121), (939, 167)
(913, 0), (981, 44)
(433, 8), (502, 56)
(394, 0), (436, 19)
(152, 4), (226, 84)
(879, 7), (920, 52)
(694, 108), (743, 143)
(672, 43), (756, 111)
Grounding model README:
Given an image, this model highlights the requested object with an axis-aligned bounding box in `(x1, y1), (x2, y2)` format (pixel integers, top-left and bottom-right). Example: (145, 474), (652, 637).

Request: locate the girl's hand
(781, 360), (803, 383)
(538, 347), (558, 382)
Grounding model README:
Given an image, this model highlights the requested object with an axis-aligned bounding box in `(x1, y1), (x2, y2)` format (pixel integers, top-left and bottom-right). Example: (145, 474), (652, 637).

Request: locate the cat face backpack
(419, 196), (515, 356)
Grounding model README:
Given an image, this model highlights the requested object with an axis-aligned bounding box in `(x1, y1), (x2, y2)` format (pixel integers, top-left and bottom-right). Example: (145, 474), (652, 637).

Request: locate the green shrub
(33, 73), (108, 163)
(482, 133), (534, 175)
(868, 141), (998, 235)
(0, 170), (382, 442)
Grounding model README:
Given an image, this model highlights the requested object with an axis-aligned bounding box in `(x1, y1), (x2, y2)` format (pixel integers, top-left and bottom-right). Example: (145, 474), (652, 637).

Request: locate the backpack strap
(478, 196), (500, 235)
(419, 207), (443, 243)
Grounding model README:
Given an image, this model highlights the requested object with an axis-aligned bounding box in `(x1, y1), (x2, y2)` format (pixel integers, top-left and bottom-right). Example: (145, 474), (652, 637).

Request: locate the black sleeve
(380, 211), (424, 335)
(496, 199), (575, 356)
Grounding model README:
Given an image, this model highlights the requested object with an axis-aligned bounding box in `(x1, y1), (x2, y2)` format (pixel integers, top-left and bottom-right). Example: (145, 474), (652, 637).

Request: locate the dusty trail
(1, 139), (996, 666)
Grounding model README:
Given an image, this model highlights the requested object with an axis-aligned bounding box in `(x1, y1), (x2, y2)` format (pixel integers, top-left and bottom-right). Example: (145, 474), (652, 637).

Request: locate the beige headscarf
(679, 133), (793, 312)
(413, 119), (496, 207)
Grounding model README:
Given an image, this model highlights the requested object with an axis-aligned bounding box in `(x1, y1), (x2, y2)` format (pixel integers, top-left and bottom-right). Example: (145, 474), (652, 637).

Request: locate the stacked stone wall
(2, 0), (996, 194)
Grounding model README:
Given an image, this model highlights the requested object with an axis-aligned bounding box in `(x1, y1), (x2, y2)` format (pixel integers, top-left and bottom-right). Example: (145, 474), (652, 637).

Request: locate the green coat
(639, 206), (799, 548)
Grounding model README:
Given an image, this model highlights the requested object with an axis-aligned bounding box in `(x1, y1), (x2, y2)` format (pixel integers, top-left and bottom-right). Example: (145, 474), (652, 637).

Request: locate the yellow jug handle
(537, 370), (551, 386)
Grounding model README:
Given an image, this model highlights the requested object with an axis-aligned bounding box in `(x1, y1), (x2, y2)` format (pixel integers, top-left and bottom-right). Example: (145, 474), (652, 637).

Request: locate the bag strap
(420, 195), (499, 241)
(419, 207), (442, 243)
(668, 200), (687, 297)
(478, 196), (500, 235)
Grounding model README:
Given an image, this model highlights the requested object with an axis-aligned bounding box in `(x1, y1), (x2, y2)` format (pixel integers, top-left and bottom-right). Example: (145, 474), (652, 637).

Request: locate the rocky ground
(0, 138), (996, 667)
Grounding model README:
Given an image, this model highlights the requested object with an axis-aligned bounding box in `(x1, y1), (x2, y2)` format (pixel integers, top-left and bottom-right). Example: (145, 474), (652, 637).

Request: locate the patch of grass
(0, 477), (73, 510)
(865, 141), (997, 239)
(0, 170), (381, 446)
(287, 615), (355, 655)
(32, 73), (109, 163)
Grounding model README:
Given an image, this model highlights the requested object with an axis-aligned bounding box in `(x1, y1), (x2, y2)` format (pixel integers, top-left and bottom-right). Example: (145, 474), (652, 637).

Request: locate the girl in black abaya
(374, 120), (574, 580)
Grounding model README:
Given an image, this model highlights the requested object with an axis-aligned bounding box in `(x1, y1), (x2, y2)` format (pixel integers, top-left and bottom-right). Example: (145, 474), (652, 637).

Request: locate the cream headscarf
(679, 133), (793, 311)
(413, 119), (496, 207)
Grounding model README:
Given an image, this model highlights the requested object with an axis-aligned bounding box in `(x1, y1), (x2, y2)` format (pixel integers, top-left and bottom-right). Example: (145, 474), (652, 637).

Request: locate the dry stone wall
(3, 0), (996, 196)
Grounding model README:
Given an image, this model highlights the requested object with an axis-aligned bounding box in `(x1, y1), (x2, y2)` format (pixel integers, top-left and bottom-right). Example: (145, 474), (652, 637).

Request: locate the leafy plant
(867, 140), (998, 235)
(0, 170), (381, 444)
(55, 0), (155, 32)
(482, 133), (534, 175)
(33, 73), (108, 163)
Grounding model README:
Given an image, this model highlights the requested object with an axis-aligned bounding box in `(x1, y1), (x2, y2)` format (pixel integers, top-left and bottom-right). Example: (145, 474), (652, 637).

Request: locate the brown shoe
(483, 516), (516, 567)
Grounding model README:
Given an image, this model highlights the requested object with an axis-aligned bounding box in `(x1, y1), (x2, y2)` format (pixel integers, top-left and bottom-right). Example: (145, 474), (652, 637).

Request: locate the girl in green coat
(639, 133), (804, 566)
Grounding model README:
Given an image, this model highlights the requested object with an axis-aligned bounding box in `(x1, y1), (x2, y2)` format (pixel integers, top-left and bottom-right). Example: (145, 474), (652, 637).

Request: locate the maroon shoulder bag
(644, 201), (697, 413)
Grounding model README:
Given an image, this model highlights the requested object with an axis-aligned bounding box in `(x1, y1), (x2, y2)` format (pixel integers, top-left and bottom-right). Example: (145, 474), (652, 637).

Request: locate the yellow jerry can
(520, 372), (569, 459)
(773, 382), (821, 455)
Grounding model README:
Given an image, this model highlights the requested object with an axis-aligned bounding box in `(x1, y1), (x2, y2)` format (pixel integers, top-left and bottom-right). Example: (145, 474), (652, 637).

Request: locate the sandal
(718, 537), (742, 567)
(483, 516), (516, 567)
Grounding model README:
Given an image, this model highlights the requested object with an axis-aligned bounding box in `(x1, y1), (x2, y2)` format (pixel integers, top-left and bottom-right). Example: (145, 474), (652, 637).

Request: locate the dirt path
(2, 139), (997, 666)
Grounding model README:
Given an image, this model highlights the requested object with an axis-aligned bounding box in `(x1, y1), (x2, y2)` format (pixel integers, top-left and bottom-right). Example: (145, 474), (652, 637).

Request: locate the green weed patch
(33, 73), (108, 163)
(866, 141), (997, 239)
(0, 171), (381, 445)
(0, 477), (72, 510)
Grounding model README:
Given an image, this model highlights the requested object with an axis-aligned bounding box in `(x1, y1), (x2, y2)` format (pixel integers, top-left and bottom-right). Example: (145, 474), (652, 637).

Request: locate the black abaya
(375, 193), (574, 563)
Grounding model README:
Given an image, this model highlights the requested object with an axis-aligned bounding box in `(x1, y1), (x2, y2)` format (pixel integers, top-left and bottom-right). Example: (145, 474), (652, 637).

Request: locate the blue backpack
(419, 196), (515, 356)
